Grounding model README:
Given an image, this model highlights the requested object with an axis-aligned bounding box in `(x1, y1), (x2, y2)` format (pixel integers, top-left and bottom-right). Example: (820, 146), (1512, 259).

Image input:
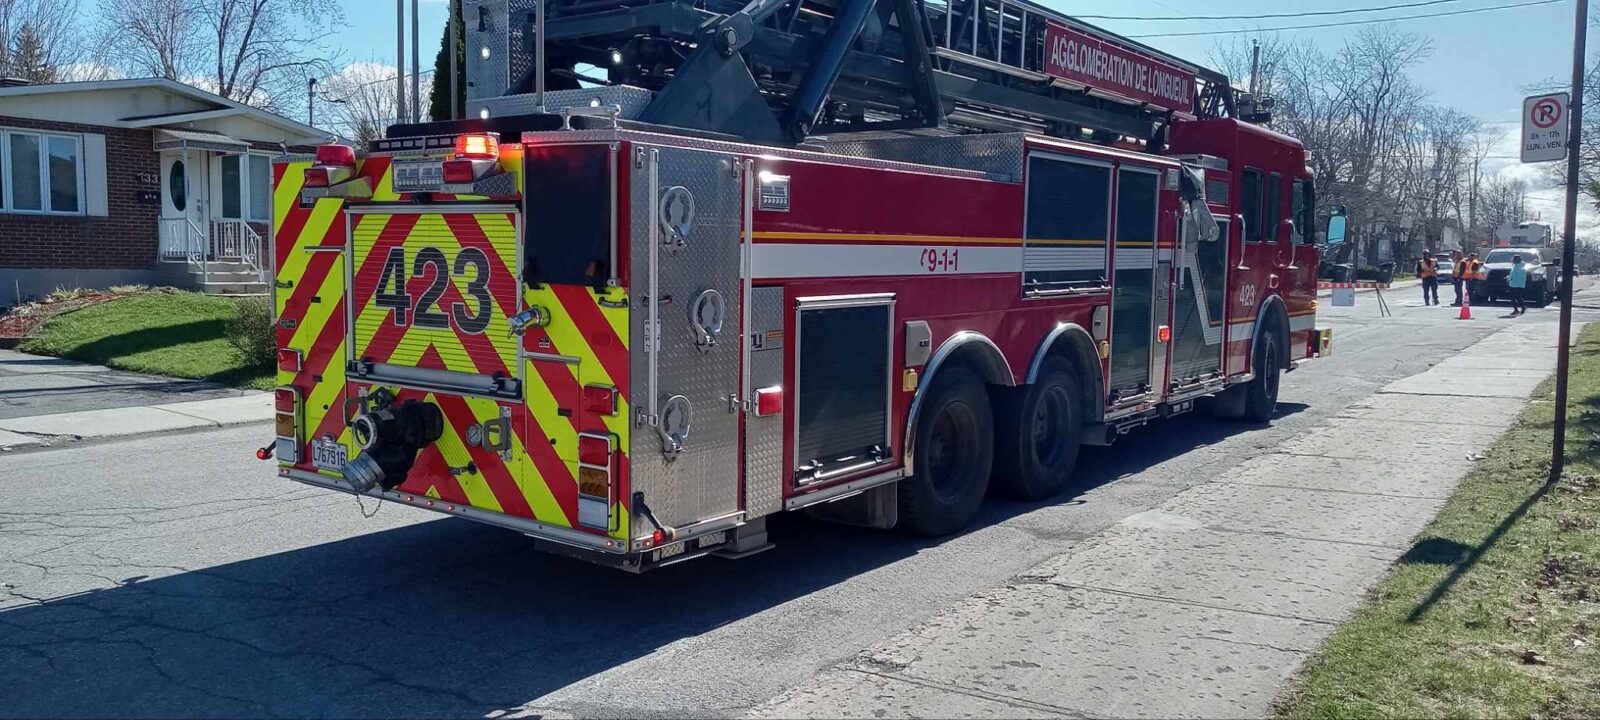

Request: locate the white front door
(158, 150), (210, 261)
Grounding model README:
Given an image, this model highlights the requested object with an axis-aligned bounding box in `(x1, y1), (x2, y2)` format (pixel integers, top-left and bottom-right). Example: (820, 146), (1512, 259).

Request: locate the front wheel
(899, 366), (994, 536)
(1243, 330), (1282, 423)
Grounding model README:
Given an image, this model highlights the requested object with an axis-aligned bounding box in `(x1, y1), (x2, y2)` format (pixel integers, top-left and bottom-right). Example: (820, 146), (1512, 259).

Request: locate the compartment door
(1170, 208), (1228, 386)
(1108, 167), (1159, 403)
(631, 146), (744, 529)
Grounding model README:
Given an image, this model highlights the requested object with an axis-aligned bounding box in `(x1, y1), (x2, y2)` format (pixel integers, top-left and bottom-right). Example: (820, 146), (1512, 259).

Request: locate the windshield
(1485, 249), (1540, 265)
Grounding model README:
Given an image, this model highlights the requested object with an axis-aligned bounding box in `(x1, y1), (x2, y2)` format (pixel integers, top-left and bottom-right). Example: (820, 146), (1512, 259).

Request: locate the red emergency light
(305, 143), (357, 188)
(315, 144), (358, 167)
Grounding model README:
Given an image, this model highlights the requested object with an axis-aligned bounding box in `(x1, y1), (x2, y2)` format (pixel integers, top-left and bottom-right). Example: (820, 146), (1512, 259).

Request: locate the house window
(1, 128), (83, 215)
(219, 153), (273, 221)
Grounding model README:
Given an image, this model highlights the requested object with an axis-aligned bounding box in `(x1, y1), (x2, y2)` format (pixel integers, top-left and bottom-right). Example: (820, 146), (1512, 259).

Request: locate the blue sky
(328, 0), (1585, 227)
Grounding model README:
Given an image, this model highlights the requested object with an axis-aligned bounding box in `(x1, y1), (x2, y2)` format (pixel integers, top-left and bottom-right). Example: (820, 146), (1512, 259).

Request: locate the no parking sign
(1522, 92), (1569, 163)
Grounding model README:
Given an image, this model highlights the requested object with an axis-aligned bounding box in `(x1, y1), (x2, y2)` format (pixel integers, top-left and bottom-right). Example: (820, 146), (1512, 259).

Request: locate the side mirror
(1179, 166), (1205, 203)
(1326, 215), (1347, 246)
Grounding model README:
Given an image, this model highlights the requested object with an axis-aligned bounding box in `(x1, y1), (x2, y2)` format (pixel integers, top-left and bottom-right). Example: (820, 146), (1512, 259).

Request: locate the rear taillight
(277, 348), (303, 373)
(274, 387), (302, 463)
(578, 433), (611, 468)
(442, 159), (477, 184)
(304, 144), (357, 190)
(582, 384), (618, 416)
(575, 432), (613, 530)
(302, 167), (331, 187)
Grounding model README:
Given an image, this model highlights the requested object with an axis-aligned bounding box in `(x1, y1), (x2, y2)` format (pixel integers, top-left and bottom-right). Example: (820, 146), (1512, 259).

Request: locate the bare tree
(98, 0), (199, 80)
(0, 0), (83, 82)
(96, 0), (344, 116)
(319, 61), (429, 144)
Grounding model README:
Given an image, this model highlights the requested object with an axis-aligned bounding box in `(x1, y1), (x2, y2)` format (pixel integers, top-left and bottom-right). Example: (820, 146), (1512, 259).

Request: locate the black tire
(899, 365), (994, 536)
(1534, 282), (1551, 308)
(995, 357), (1083, 501)
(1243, 328), (1282, 423)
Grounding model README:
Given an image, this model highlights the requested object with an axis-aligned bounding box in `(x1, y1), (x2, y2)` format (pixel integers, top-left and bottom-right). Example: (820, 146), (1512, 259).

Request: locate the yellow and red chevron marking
(522, 282), (632, 538)
(273, 158), (354, 478)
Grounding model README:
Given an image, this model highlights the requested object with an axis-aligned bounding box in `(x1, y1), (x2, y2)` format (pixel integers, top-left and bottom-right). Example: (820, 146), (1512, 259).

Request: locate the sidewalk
(752, 320), (1568, 718)
(0, 350), (270, 450)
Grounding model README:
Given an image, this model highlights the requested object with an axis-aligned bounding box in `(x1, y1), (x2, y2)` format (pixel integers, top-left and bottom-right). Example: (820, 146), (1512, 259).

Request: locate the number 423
(373, 245), (494, 334)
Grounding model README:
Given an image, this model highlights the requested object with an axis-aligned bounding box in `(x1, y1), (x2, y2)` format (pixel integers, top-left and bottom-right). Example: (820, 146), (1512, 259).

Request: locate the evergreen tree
(428, 3), (465, 121)
(10, 22), (56, 84)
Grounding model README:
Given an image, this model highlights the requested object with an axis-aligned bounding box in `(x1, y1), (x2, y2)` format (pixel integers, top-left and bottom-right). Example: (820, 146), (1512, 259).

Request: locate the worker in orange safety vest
(1417, 255), (1439, 305)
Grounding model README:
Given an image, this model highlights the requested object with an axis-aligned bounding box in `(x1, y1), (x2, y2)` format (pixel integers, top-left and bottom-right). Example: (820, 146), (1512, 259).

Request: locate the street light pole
(1551, 0), (1588, 484)
(308, 77), (317, 127)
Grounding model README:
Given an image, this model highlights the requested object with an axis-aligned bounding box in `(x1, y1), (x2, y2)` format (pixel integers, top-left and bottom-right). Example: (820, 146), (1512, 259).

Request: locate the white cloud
(54, 62), (125, 82)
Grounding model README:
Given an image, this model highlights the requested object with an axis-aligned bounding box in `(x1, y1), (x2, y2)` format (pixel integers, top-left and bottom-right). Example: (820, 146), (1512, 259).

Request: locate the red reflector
(274, 388), (297, 413)
(442, 159), (477, 183)
(578, 434), (611, 467)
(1158, 325), (1172, 343)
(454, 133), (498, 159)
(756, 385), (783, 417)
(255, 446), (272, 461)
(302, 167), (330, 187)
(582, 385), (618, 416)
(651, 529), (665, 545)
(314, 144), (357, 167)
(277, 348), (302, 373)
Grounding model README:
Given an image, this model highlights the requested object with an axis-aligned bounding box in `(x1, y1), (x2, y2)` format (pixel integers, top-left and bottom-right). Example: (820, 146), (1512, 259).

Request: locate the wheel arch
(1252, 294), (1291, 370)
(902, 331), (1015, 475)
(1027, 322), (1105, 424)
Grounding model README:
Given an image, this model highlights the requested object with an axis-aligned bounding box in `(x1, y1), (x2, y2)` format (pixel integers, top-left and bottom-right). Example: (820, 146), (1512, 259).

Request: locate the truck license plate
(312, 437), (347, 472)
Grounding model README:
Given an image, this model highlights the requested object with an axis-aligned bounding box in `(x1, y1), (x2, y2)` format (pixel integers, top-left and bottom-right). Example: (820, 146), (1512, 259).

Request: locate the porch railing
(157, 218), (269, 287)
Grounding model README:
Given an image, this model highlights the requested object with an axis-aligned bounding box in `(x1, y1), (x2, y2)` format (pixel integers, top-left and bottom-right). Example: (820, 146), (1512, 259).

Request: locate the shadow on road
(0, 402), (1304, 718)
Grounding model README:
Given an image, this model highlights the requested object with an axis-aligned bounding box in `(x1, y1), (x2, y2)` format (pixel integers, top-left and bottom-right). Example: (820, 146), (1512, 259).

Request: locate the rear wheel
(1243, 329), (1282, 423)
(995, 357), (1082, 501)
(900, 366), (994, 536)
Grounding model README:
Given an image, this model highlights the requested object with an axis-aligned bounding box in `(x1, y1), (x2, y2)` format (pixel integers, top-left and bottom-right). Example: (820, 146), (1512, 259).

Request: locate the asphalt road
(3, 283), (1596, 719)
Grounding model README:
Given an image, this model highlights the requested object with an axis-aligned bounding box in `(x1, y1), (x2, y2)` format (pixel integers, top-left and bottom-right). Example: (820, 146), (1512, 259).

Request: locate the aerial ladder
(422, 0), (1256, 147)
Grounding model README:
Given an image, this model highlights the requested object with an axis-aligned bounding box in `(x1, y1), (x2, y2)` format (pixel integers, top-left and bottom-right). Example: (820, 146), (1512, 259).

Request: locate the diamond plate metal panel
(629, 145), (745, 531)
(817, 133), (1028, 182)
(744, 285), (786, 519)
(465, 0), (509, 102)
(481, 86), (656, 119)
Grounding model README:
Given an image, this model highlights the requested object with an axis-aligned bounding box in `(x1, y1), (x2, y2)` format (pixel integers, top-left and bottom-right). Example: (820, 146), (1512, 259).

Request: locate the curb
(0, 394), (271, 451)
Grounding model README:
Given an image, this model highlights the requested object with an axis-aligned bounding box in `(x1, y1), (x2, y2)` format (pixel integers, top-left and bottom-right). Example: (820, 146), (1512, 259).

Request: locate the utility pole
(411, 0), (421, 123)
(1551, 0), (1588, 484)
(308, 77), (317, 127)
(1248, 39), (1260, 98)
(395, 0), (407, 126)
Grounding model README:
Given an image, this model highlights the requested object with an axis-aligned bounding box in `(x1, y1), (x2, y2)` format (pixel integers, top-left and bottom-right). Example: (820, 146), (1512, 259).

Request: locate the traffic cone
(1458, 298), (1472, 320)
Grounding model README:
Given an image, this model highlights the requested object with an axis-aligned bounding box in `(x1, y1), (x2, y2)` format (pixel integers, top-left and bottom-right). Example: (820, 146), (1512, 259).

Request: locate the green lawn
(19, 292), (274, 390)
(1279, 325), (1600, 718)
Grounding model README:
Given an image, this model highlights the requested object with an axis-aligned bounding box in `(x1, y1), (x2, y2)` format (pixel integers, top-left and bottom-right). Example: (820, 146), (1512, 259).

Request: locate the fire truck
(268, 0), (1329, 570)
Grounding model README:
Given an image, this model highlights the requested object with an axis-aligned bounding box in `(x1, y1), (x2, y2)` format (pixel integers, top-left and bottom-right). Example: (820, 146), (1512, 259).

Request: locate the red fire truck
(268, 0), (1329, 570)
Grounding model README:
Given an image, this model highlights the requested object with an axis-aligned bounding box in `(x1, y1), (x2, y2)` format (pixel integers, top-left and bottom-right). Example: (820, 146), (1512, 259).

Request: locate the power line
(1128, 0), (1563, 39)
(1082, 0), (1473, 22)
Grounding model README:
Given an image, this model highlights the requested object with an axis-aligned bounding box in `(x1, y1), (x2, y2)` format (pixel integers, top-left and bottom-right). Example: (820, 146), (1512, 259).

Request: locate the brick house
(0, 78), (329, 300)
